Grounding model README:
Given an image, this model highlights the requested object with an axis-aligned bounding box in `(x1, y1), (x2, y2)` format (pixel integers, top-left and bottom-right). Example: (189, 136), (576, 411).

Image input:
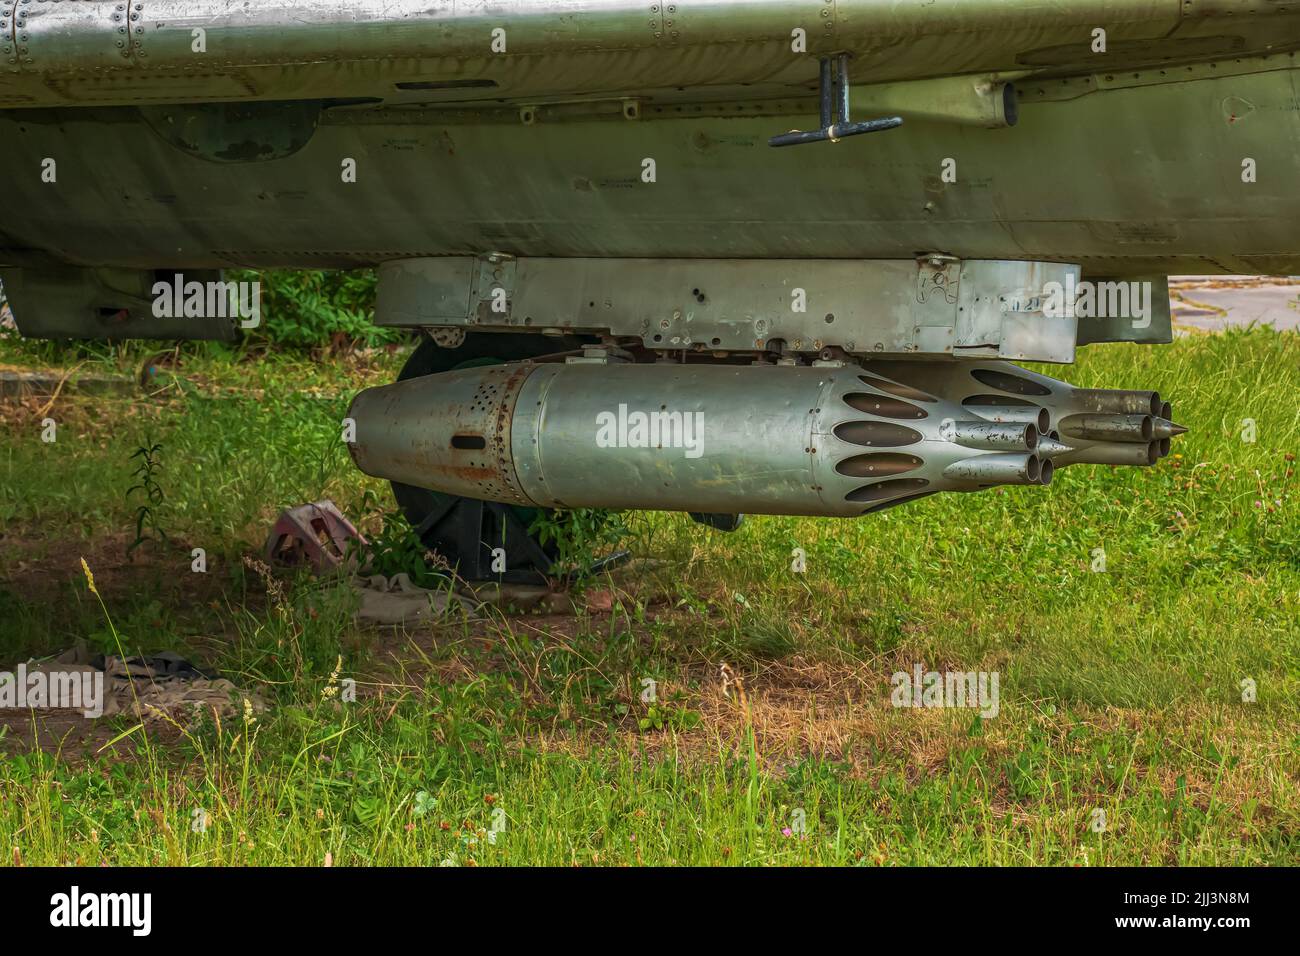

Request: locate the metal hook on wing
(769, 53), (902, 147)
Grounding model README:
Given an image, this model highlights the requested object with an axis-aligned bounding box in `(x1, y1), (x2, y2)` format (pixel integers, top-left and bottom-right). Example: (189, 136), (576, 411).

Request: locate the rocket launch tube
(346, 361), (1080, 519)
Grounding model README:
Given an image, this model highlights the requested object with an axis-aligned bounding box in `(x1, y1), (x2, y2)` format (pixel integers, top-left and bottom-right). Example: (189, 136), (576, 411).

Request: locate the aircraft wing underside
(2, 1), (1299, 110)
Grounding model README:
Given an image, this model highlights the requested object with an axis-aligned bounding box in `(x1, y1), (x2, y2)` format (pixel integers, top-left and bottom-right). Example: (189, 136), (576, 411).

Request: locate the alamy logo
(1040, 275), (1152, 328)
(595, 404), (704, 459)
(50, 886), (151, 936)
(890, 665), (999, 718)
(151, 274), (261, 328)
(0, 665), (103, 718)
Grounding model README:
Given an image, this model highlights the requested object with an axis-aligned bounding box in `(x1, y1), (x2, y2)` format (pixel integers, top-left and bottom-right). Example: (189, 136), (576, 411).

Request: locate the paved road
(1169, 277), (1300, 333)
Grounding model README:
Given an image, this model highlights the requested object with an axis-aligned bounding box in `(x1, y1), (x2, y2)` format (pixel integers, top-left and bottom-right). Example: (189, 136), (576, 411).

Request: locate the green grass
(0, 329), (1296, 865)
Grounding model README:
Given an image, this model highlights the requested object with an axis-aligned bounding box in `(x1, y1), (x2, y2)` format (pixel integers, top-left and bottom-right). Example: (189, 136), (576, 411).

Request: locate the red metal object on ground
(264, 500), (367, 573)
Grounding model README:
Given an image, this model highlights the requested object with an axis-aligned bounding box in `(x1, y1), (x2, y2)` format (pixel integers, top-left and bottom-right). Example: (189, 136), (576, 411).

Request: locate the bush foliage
(228, 268), (401, 350)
